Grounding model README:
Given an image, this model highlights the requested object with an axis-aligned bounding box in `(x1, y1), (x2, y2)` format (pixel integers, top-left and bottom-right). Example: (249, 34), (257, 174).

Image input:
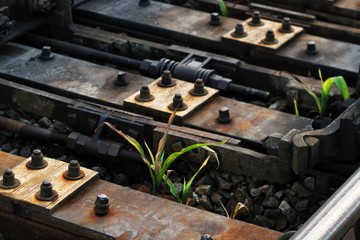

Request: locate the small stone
(218, 189), (232, 199)
(253, 215), (275, 229)
(38, 117), (52, 128)
(286, 208), (297, 223)
(192, 192), (200, 203)
(9, 149), (18, 155)
(209, 169), (221, 180)
(214, 206), (227, 216)
(279, 200), (292, 215)
(253, 203), (264, 216)
(274, 190), (284, 200)
(248, 179), (264, 189)
(250, 188), (262, 198)
(221, 171), (231, 180)
(135, 184), (151, 194)
(210, 191), (224, 204)
(195, 185), (213, 196)
(304, 177), (315, 192)
(292, 182), (312, 198)
(283, 189), (296, 197)
(295, 199), (309, 212)
(19, 145), (32, 157)
(199, 195), (214, 211)
(53, 120), (68, 133)
(262, 196), (280, 208)
(186, 197), (197, 206)
(216, 176), (232, 190)
(258, 184), (269, 194)
(264, 209), (288, 231)
(173, 182), (183, 195)
(113, 174), (129, 186)
(0, 143), (11, 152)
(231, 175), (244, 184)
(195, 174), (215, 186)
(235, 187), (249, 202)
(266, 185), (276, 197)
(264, 208), (281, 218)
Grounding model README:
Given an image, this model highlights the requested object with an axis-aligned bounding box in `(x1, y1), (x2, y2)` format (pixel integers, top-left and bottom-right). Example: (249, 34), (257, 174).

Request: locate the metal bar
(290, 167), (360, 240)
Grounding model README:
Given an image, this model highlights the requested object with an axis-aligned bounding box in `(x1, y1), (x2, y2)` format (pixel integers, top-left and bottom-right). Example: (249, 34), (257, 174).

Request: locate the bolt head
(201, 234), (213, 240)
(4, 168), (13, 176)
(41, 180), (51, 188)
(32, 149), (42, 156)
(96, 194), (110, 206)
(210, 12), (221, 26)
(69, 160), (78, 166)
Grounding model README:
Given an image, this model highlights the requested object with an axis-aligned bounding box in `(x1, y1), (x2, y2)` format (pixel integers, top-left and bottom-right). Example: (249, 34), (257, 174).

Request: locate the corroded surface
(53, 180), (282, 240)
(223, 18), (303, 51)
(184, 96), (311, 143)
(124, 78), (218, 119)
(0, 151), (281, 239)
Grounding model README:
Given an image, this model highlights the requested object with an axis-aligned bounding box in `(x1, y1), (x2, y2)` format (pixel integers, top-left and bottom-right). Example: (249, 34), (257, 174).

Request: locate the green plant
(293, 69), (350, 119)
(99, 111), (224, 202)
(217, 0), (228, 16)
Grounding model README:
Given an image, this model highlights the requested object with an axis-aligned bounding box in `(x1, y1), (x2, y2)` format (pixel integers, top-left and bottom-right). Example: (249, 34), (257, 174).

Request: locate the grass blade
(332, 76), (350, 100)
(217, 0), (228, 16)
(155, 111), (176, 174)
(181, 155), (210, 204)
(293, 98), (300, 117)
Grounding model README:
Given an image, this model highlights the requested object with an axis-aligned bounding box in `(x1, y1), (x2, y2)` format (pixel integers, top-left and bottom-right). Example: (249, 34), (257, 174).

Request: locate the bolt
(168, 93), (188, 111)
(0, 168), (20, 189)
(306, 41), (319, 55)
(115, 72), (128, 86)
(217, 107), (231, 124)
(209, 12), (221, 26)
(262, 29), (278, 45)
(36, 180), (58, 201)
(138, 0), (150, 6)
(39, 46), (53, 60)
(158, 70), (176, 87)
(94, 194), (110, 216)
(26, 149), (48, 169)
(279, 17), (293, 33)
(249, 11), (264, 26)
(231, 23), (247, 38)
(201, 234), (213, 240)
(135, 85), (154, 102)
(190, 79), (208, 96)
(63, 160), (85, 180)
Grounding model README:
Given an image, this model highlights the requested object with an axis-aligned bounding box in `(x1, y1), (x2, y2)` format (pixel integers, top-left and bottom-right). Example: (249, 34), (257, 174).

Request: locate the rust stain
(0, 152), (25, 175)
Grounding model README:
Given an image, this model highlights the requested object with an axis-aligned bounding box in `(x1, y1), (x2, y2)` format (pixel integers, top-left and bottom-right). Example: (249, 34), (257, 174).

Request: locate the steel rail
(290, 167), (360, 240)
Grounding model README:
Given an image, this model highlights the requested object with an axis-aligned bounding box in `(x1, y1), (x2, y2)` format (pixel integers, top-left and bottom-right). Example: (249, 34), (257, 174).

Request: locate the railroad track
(0, 0), (359, 239)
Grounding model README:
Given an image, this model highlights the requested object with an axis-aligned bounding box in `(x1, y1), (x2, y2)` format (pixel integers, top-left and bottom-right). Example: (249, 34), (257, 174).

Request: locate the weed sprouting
(98, 111), (225, 203)
(292, 69), (349, 119)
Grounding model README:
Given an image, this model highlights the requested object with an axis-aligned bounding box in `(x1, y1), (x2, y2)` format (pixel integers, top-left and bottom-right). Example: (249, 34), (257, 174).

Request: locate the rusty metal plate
(75, 0), (238, 44)
(0, 43), (153, 107)
(124, 78), (218, 119)
(223, 18), (303, 52)
(0, 157), (98, 214)
(0, 152), (281, 239)
(184, 96), (311, 143)
(53, 180), (282, 240)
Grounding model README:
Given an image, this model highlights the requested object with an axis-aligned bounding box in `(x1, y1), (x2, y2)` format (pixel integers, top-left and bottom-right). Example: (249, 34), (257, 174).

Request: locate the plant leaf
(217, 0), (228, 16)
(163, 174), (181, 202)
(155, 111), (176, 175)
(332, 76), (350, 100)
(181, 155), (210, 204)
(293, 98), (300, 117)
(155, 141), (225, 186)
(290, 73), (323, 118)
